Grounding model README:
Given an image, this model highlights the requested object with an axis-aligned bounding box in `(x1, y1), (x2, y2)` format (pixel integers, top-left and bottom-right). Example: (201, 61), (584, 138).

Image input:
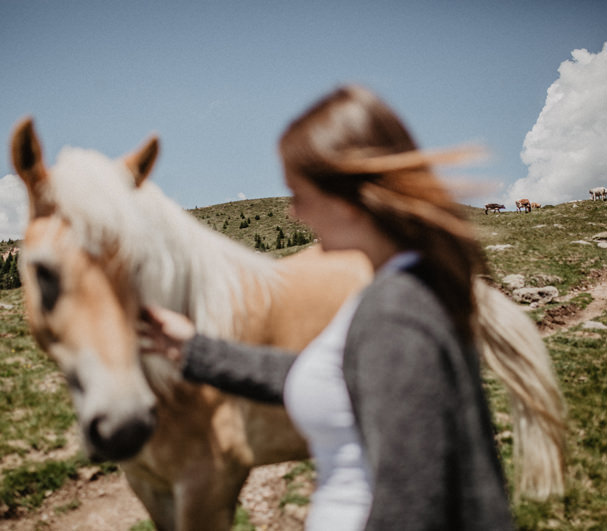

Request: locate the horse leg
(124, 458), (249, 531)
(122, 464), (176, 531)
(174, 462), (250, 531)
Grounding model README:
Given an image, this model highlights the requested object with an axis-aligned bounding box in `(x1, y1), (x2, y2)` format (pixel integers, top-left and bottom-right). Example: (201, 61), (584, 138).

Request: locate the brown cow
(515, 198), (532, 213)
(484, 203), (505, 214)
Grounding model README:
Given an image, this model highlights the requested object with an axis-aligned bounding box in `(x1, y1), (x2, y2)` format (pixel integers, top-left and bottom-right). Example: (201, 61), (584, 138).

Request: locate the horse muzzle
(86, 406), (157, 462)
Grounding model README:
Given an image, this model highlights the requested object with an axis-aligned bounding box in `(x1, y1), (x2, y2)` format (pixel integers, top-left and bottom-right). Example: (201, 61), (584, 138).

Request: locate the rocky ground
(0, 459), (311, 531)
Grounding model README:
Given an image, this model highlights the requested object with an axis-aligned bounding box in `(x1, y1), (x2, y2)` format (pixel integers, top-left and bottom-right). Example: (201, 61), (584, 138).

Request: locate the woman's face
(285, 171), (362, 252)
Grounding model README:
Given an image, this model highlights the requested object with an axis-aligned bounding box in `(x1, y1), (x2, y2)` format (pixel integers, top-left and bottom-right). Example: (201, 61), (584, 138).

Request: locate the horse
(589, 186), (606, 201)
(484, 203), (505, 214)
(12, 118), (566, 530)
(515, 198), (532, 213)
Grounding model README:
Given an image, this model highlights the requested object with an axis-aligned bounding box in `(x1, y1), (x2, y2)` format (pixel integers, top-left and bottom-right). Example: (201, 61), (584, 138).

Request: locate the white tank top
(283, 293), (373, 531)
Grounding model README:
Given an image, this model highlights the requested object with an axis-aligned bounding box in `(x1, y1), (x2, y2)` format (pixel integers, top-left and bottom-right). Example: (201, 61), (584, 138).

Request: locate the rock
(485, 244), (513, 251)
(502, 274), (525, 289)
(582, 321), (607, 330)
(0, 303), (13, 310)
(532, 273), (563, 286)
(590, 233), (607, 248)
(512, 286), (559, 305)
(571, 240), (591, 245)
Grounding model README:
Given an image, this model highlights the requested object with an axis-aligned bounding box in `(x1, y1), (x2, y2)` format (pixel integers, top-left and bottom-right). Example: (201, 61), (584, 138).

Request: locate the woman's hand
(138, 306), (196, 365)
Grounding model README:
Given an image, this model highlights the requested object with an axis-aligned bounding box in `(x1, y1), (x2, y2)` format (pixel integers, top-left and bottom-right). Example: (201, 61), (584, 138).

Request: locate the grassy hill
(190, 197), (315, 256)
(1, 197), (606, 529)
(470, 201), (607, 291)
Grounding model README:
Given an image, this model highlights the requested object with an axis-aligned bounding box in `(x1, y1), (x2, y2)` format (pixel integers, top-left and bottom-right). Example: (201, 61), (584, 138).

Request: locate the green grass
(2, 198), (607, 529)
(279, 460), (315, 509)
(510, 318), (607, 530)
(129, 520), (157, 531)
(232, 506), (256, 531)
(0, 455), (85, 516)
(0, 290), (76, 460)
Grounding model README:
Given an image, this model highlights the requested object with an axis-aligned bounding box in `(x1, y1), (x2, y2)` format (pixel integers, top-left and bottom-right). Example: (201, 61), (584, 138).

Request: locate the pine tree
(275, 227), (284, 249)
(7, 254), (20, 289)
(0, 254), (10, 277)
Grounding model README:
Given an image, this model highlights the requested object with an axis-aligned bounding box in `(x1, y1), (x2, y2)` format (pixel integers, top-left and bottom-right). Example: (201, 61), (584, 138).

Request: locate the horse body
(12, 119), (565, 530)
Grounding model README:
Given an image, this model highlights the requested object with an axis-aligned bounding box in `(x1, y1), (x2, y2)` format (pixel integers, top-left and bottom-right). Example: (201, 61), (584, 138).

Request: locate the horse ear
(12, 117), (47, 186)
(124, 136), (159, 187)
(11, 117), (50, 217)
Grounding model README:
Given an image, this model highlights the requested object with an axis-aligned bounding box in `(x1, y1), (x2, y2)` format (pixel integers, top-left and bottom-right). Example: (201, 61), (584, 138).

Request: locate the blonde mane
(48, 146), (278, 338)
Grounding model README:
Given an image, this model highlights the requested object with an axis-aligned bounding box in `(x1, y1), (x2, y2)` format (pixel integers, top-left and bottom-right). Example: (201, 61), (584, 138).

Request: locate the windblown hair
(280, 85), (566, 500)
(279, 85), (485, 342)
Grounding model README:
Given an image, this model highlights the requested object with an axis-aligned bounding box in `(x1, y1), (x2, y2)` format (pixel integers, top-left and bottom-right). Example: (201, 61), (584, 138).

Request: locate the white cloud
(506, 42), (607, 205)
(237, 192), (247, 200)
(0, 174), (28, 241)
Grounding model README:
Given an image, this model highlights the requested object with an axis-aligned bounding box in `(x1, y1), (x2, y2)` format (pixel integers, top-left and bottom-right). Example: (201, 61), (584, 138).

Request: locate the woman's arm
(139, 307), (297, 404)
(181, 333), (297, 403)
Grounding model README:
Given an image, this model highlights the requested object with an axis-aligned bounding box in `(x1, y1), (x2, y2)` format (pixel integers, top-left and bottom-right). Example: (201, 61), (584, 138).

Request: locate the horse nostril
(88, 414), (107, 450)
(87, 412), (156, 462)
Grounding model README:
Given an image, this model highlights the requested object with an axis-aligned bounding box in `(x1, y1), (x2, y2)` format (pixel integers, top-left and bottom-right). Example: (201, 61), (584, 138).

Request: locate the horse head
(11, 118), (158, 462)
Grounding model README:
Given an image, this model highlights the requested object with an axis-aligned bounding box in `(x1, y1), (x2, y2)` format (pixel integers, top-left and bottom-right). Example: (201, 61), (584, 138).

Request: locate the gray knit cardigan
(182, 270), (514, 530)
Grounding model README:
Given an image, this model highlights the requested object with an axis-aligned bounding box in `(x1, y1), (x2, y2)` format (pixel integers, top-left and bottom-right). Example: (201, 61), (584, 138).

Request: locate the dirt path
(0, 472), (148, 531)
(0, 461), (308, 531)
(3, 277), (607, 531)
(539, 271), (607, 336)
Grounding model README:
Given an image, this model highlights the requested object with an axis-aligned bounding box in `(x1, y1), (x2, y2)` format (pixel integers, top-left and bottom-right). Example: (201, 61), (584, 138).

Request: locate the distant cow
(515, 198), (532, 213)
(589, 187), (607, 201)
(530, 202), (541, 209)
(485, 203), (505, 214)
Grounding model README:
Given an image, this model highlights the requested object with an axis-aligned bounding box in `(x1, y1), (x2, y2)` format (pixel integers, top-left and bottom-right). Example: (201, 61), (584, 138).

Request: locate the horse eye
(35, 264), (61, 312)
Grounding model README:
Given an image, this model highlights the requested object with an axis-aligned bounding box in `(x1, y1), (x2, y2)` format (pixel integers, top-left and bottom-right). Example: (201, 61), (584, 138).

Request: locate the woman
(140, 85), (514, 530)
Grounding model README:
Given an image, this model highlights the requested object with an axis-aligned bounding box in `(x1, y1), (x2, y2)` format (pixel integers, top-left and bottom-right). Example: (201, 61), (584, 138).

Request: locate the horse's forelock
(50, 147), (143, 257)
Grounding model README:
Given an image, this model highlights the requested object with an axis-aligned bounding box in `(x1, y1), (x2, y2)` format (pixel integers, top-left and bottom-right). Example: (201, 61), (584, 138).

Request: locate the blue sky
(1, 0), (606, 239)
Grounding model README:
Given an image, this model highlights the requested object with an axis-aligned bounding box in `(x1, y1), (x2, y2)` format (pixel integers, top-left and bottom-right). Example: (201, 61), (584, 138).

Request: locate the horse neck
(133, 188), (278, 339)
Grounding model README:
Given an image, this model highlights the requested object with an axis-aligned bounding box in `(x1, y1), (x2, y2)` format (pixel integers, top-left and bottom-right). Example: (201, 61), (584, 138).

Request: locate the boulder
(502, 274), (525, 289)
(532, 274), (563, 287)
(582, 321), (607, 330)
(591, 232), (607, 248)
(512, 286), (559, 305)
(485, 244), (513, 251)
